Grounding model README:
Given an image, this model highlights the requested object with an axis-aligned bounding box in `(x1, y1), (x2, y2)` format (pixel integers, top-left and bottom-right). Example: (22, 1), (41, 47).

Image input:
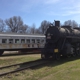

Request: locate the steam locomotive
(41, 21), (80, 60)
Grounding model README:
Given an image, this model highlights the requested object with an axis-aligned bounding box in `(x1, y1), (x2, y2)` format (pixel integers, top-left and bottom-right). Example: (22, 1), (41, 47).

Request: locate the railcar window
(41, 39), (44, 43)
(15, 39), (19, 43)
(32, 39), (35, 43)
(26, 39), (30, 43)
(37, 39), (40, 43)
(21, 39), (25, 43)
(2, 39), (7, 43)
(9, 39), (13, 43)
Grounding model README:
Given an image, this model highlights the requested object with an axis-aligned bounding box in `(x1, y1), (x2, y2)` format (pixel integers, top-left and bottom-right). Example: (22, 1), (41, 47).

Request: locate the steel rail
(0, 59), (48, 77)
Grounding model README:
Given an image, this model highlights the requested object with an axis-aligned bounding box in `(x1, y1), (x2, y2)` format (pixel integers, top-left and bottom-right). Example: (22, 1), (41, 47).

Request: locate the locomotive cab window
(9, 39), (13, 43)
(15, 39), (19, 43)
(2, 39), (7, 43)
(21, 39), (25, 43)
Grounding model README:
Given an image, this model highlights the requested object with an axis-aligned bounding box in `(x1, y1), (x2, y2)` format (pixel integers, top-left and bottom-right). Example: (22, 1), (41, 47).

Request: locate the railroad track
(0, 59), (48, 77)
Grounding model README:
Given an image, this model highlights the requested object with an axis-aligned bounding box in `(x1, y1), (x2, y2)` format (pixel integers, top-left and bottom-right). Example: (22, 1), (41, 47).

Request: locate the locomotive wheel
(72, 47), (76, 57)
(72, 53), (76, 57)
(76, 48), (80, 56)
(55, 53), (60, 60)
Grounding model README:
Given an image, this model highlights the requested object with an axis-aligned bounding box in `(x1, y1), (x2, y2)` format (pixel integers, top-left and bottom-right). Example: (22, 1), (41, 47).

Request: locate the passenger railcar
(0, 33), (45, 55)
(41, 21), (80, 60)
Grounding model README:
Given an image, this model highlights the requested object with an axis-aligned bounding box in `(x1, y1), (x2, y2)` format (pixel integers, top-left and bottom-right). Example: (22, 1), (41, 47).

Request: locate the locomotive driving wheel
(76, 48), (80, 56)
(71, 47), (76, 57)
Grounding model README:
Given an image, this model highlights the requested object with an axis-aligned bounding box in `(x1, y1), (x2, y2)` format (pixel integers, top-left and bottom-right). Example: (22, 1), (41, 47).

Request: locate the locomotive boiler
(41, 21), (80, 60)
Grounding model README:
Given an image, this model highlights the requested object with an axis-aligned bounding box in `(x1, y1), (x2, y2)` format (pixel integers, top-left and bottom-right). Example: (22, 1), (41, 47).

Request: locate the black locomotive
(41, 21), (80, 60)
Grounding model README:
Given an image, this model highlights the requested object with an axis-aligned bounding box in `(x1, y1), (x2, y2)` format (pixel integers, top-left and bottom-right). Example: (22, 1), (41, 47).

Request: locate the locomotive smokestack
(55, 21), (60, 27)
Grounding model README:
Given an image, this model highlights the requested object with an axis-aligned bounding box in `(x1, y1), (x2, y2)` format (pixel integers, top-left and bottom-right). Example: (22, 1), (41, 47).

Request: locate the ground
(0, 53), (80, 80)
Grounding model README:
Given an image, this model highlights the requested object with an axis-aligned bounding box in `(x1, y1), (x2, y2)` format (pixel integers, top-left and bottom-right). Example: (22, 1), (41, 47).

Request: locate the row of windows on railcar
(2, 39), (45, 44)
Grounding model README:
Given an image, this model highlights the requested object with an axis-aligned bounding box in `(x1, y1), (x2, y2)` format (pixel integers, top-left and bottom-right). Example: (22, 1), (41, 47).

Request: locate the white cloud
(62, 10), (80, 16)
(61, 1), (80, 16)
(19, 0), (61, 12)
(12, 0), (80, 19)
(44, 0), (80, 17)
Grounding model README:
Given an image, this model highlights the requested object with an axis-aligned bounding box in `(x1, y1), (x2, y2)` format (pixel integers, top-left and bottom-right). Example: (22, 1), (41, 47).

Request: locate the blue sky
(0, 0), (80, 27)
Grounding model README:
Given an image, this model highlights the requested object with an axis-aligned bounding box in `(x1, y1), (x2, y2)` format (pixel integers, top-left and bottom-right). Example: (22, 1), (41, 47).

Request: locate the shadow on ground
(17, 56), (80, 70)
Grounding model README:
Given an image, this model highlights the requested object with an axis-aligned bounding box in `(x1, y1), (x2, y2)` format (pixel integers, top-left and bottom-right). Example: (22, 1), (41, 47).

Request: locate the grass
(0, 54), (41, 67)
(0, 56), (80, 80)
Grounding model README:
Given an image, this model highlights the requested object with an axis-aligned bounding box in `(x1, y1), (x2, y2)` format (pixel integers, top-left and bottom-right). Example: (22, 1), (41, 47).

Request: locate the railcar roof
(0, 33), (45, 37)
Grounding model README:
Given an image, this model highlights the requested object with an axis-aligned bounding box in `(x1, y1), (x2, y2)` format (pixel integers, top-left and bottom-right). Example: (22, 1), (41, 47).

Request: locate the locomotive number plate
(54, 49), (58, 53)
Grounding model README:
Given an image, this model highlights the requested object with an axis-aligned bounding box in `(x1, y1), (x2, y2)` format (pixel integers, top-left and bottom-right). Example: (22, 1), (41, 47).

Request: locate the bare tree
(18, 24), (28, 33)
(29, 24), (36, 34)
(35, 28), (41, 34)
(5, 16), (28, 33)
(0, 19), (5, 32)
(39, 20), (50, 34)
(72, 20), (78, 28)
(63, 20), (78, 28)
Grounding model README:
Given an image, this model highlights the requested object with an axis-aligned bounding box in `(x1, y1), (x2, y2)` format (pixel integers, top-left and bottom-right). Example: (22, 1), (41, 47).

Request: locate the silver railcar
(0, 33), (45, 55)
